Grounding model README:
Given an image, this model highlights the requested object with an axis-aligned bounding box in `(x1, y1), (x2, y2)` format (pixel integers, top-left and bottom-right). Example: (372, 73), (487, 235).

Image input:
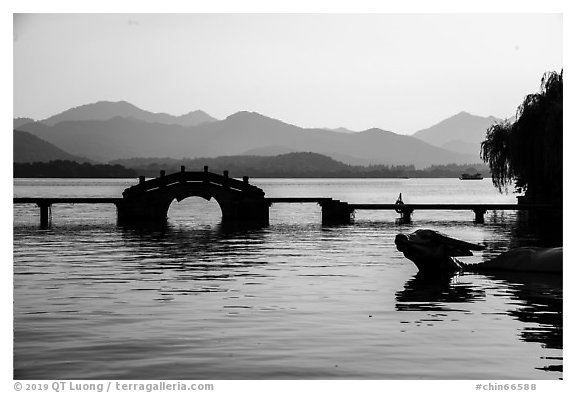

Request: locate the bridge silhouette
(118, 166), (269, 224)
(14, 167), (558, 228)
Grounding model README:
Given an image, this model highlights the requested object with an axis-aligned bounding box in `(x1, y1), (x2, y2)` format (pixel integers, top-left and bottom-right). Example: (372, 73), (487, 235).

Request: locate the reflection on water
(482, 271), (563, 373)
(13, 178), (562, 379)
(396, 273), (486, 312)
(121, 222), (268, 262)
(396, 269), (562, 375)
(119, 223), (271, 286)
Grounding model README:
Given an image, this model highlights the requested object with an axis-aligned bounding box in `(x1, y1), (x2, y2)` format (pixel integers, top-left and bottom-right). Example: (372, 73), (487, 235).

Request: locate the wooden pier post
(473, 208), (487, 223)
(321, 200), (353, 225)
(38, 202), (51, 228)
(399, 207), (414, 224)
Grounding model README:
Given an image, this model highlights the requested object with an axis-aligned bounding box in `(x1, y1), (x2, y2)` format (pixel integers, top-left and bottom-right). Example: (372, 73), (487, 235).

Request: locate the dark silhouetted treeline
(14, 160), (137, 178)
(14, 154), (489, 179)
(111, 152), (489, 178)
(13, 153), (490, 179)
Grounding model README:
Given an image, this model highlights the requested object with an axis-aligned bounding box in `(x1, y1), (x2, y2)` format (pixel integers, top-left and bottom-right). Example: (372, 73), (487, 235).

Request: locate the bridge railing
(122, 169), (265, 198)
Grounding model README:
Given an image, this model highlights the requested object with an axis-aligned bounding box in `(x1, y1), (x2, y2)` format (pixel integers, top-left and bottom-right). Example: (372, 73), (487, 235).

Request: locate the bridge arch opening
(167, 196), (223, 229)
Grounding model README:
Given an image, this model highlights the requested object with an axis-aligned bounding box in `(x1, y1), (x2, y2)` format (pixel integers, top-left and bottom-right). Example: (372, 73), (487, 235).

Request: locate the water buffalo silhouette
(395, 229), (562, 275)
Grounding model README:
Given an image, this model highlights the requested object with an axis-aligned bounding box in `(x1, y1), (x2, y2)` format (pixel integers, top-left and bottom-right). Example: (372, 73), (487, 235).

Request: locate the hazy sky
(13, 13), (562, 133)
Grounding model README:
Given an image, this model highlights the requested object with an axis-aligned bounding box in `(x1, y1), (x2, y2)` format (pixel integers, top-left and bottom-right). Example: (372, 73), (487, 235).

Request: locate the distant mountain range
(14, 101), (500, 168)
(40, 100), (217, 127)
(412, 111), (500, 156)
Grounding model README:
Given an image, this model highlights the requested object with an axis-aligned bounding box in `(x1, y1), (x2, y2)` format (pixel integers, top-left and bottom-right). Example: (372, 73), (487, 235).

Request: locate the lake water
(13, 178), (562, 379)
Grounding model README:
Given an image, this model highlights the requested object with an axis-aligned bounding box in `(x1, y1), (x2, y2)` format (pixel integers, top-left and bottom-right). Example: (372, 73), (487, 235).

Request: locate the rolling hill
(13, 130), (89, 163)
(14, 118), (36, 129)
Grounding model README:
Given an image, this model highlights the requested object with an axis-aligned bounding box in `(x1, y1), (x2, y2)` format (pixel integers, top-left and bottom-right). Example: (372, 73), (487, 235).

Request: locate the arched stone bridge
(117, 166), (269, 224)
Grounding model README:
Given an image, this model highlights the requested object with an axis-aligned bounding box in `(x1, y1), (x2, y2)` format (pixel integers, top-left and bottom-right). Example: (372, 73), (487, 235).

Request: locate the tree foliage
(14, 160), (137, 178)
(481, 71), (562, 204)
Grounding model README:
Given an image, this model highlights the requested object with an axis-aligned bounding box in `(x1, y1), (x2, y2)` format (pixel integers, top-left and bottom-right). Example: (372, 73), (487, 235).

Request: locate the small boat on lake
(459, 173), (483, 180)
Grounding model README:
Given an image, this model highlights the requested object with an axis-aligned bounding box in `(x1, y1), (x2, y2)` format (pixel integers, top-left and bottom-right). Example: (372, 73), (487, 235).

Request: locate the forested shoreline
(14, 154), (489, 179)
